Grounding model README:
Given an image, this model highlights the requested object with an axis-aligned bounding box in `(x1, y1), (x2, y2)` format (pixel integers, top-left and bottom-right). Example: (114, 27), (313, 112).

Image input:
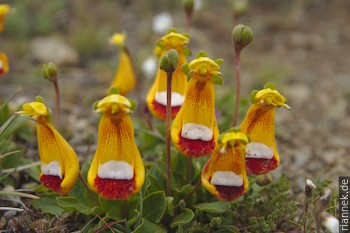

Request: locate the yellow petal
(160, 32), (189, 49)
(188, 57), (220, 76)
(37, 120), (79, 195)
(96, 94), (132, 114)
(0, 4), (10, 33)
(88, 114), (145, 200)
(0, 52), (9, 77)
(17, 102), (48, 120)
(110, 49), (136, 96)
(240, 103), (280, 174)
(202, 147), (248, 202)
(146, 52), (187, 120)
(254, 88), (290, 109)
(171, 74), (219, 157)
(109, 33), (126, 46)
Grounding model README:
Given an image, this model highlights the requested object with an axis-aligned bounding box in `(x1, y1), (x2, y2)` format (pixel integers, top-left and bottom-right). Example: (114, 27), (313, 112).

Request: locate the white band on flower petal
(98, 160), (134, 180)
(181, 123), (213, 141)
(245, 142), (274, 159)
(155, 91), (184, 107)
(41, 161), (62, 179)
(210, 171), (243, 186)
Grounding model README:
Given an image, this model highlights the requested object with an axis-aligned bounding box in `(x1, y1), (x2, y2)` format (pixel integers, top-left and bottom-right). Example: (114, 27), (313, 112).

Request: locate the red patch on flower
(245, 157), (278, 175)
(40, 174), (62, 193)
(152, 100), (181, 120)
(215, 184), (245, 202)
(94, 176), (135, 200)
(178, 133), (215, 157)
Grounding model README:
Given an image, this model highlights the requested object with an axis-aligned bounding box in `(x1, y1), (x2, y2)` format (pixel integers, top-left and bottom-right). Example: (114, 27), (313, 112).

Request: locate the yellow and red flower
(240, 83), (290, 175)
(171, 53), (222, 157)
(16, 99), (79, 195)
(146, 29), (190, 120)
(202, 129), (249, 202)
(0, 4), (10, 33)
(88, 93), (144, 200)
(109, 33), (136, 96)
(0, 52), (9, 77)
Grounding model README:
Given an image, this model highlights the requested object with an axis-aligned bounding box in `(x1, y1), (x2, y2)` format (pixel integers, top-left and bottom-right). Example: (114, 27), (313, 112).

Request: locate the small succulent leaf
(194, 201), (230, 214)
(214, 58), (224, 66)
(170, 208), (195, 228)
(182, 47), (192, 56)
(196, 51), (208, 58)
(143, 191), (166, 223)
(212, 75), (224, 85)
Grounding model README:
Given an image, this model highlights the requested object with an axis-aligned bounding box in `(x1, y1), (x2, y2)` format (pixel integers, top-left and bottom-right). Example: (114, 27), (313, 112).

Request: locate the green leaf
(182, 64), (189, 75)
(133, 218), (166, 233)
(214, 58), (224, 66)
(212, 75), (224, 85)
(166, 196), (175, 217)
(194, 201), (230, 214)
(56, 196), (91, 214)
(32, 196), (64, 215)
(170, 208), (194, 228)
(264, 82), (276, 90)
(196, 51), (208, 58)
(182, 47), (192, 57)
(143, 191), (166, 223)
(128, 98), (137, 112)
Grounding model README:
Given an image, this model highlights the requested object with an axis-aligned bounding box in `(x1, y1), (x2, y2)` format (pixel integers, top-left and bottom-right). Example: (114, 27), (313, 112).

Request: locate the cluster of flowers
(0, 4), (10, 78)
(16, 29), (290, 202)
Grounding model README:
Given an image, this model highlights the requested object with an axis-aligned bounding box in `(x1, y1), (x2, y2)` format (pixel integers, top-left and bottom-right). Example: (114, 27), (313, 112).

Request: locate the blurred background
(1, 0), (350, 197)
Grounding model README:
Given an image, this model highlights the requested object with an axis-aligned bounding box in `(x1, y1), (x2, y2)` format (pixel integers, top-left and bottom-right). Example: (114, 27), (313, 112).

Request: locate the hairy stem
(232, 51), (241, 127)
(166, 71), (173, 196)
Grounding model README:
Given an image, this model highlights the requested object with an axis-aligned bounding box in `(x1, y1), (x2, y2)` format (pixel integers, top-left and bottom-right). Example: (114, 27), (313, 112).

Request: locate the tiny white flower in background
(306, 179), (316, 189)
(194, 0), (204, 11)
(321, 212), (339, 233)
(142, 56), (158, 79)
(152, 12), (173, 34)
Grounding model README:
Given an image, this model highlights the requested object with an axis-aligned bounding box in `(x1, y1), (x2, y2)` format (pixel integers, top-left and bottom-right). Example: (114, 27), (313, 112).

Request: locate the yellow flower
(16, 100), (79, 195)
(88, 93), (144, 200)
(0, 52), (9, 77)
(240, 83), (290, 175)
(109, 33), (136, 96)
(146, 30), (190, 120)
(0, 4), (10, 33)
(202, 130), (249, 202)
(171, 53), (222, 157)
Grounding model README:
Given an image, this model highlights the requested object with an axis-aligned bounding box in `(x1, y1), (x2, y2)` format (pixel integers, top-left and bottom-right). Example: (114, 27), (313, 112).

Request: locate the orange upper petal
(88, 114), (144, 200)
(240, 103), (279, 175)
(37, 120), (79, 195)
(146, 53), (187, 120)
(202, 147), (248, 202)
(110, 49), (136, 96)
(171, 74), (219, 157)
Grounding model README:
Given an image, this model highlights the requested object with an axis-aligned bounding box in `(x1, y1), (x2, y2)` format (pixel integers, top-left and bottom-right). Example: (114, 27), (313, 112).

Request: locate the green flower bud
(183, 0), (194, 17)
(232, 24), (253, 53)
(42, 63), (58, 82)
(159, 49), (178, 73)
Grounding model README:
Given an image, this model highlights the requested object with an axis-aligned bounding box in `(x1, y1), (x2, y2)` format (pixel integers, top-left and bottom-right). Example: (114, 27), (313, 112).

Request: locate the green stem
(166, 71), (173, 196)
(232, 51), (241, 127)
(78, 173), (100, 206)
(53, 80), (60, 128)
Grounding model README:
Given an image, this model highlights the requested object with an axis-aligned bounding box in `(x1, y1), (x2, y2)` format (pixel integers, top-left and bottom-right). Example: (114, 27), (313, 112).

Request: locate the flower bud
(183, 0), (194, 17)
(42, 63), (58, 82)
(305, 179), (316, 197)
(232, 24), (253, 53)
(159, 49), (178, 73)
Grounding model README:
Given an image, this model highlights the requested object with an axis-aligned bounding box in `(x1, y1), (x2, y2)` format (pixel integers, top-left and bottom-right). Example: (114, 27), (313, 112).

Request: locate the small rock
(30, 36), (79, 66)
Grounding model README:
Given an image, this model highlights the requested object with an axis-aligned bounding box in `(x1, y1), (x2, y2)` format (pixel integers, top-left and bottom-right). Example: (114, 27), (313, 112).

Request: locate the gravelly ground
(1, 0), (349, 199)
